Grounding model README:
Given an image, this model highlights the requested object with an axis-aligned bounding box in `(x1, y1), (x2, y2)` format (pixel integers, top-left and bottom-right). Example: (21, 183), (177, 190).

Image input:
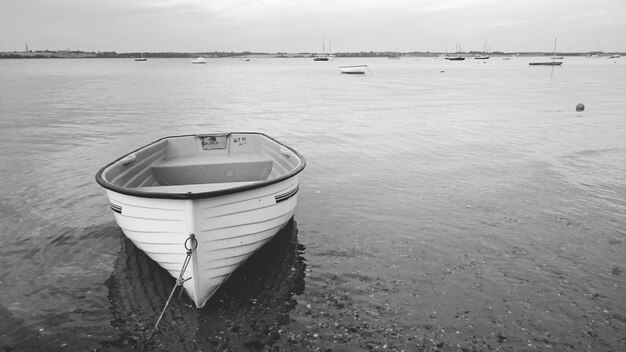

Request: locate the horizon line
(2, 49), (621, 55)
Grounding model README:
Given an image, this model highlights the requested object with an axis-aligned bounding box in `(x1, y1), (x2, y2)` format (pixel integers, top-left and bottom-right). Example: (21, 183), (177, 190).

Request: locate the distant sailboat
(529, 38), (563, 66)
(550, 42), (564, 59)
(474, 41), (490, 59)
(587, 41), (605, 58)
(314, 35), (334, 61)
(134, 53), (147, 61)
(328, 41), (336, 60)
(446, 44), (465, 61)
(445, 44), (465, 61)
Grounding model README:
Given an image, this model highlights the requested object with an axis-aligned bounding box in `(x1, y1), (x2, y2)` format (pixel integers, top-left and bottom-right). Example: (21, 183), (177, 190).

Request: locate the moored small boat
(313, 35), (334, 61)
(529, 61), (562, 66)
(313, 55), (330, 61)
(134, 53), (147, 61)
(338, 65), (368, 74)
(192, 57), (207, 64)
(96, 132), (306, 308)
(530, 38), (562, 66)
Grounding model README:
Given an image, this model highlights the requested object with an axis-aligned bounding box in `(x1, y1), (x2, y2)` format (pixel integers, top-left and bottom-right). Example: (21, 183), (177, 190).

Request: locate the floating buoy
(576, 103), (585, 112)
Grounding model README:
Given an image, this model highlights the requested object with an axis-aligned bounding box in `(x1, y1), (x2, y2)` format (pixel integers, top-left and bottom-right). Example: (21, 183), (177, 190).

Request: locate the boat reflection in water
(105, 218), (305, 351)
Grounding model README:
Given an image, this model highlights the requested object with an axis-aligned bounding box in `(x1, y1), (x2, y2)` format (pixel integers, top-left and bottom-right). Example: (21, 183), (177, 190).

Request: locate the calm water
(0, 57), (625, 351)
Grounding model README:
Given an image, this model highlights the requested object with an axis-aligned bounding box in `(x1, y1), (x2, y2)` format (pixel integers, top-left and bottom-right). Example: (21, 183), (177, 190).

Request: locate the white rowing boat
(338, 65), (368, 74)
(96, 132), (306, 308)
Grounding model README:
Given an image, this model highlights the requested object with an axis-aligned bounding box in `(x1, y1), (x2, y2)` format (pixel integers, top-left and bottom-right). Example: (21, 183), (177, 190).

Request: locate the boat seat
(134, 181), (260, 194)
(152, 154), (273, 185)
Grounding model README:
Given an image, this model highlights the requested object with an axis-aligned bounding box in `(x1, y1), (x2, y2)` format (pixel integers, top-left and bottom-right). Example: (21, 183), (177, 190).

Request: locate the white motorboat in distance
(192, 57), (207, 64)
(338, 65), (368, 74)
(96, 132), (306, 308)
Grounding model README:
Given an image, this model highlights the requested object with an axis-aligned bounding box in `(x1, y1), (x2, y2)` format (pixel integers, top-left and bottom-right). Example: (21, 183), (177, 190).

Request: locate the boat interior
(100, 133), (302, 194)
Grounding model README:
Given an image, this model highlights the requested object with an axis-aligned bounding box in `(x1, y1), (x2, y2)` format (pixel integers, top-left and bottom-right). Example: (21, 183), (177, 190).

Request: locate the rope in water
(143, 233), (197, 349)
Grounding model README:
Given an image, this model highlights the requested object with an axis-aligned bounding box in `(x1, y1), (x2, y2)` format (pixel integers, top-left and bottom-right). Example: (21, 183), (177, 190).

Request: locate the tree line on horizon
(0, 49), (619, 59)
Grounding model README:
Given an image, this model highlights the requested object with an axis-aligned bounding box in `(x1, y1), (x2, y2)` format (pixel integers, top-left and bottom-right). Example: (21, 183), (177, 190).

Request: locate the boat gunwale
(95, 132), (306, 200)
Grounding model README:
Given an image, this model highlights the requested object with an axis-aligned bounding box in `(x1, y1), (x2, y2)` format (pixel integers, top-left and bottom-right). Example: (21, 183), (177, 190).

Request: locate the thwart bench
(133, 153), (273, 193)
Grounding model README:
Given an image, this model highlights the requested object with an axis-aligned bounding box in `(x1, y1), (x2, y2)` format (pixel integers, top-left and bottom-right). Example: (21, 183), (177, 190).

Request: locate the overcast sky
(1, 0), (625, 53)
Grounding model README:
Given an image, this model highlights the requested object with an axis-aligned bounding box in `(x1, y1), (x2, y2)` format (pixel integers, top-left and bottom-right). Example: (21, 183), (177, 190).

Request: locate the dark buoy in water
(576, 103), (585, 112)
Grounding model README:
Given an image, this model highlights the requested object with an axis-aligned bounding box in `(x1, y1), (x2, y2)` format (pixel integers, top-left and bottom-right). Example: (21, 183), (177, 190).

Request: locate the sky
(1, 0), (625, 53)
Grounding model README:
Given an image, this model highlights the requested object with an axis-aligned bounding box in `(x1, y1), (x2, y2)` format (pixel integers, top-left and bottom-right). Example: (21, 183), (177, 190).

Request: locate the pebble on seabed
(576, 103), (585, 111)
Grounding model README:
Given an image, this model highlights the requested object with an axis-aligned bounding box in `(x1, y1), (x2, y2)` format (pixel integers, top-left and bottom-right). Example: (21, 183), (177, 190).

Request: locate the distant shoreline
(1, 50), (621, 59)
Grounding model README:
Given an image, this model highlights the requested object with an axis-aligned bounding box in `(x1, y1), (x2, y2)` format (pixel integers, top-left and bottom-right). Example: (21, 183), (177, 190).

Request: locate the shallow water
(0, 56), (625, 351)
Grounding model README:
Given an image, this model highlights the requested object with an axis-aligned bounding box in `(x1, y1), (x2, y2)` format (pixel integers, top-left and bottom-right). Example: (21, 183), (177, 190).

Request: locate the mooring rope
(142, 233), (197, 349)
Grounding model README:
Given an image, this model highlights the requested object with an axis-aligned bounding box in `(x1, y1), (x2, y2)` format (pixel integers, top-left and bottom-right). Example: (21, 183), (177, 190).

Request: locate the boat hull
(529, 62), (563, 66)
(339, 65), (368, 74)
(96, 133), (306, 308)
(105, 177), (299, 308)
